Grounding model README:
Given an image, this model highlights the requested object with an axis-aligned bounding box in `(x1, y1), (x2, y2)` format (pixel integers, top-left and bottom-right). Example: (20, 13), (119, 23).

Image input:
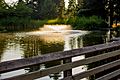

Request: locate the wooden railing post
(63, 58), (72, 77)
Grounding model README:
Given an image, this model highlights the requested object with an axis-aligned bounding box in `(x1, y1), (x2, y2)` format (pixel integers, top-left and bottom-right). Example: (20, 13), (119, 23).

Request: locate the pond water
(0, 25), (118, 80)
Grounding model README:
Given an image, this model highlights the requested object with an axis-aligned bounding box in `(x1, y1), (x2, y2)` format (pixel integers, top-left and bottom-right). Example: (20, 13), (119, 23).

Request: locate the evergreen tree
(67, 0), (77, 17)
(53, 0), (60, 5)
(0, 0), (8, 18)
(85, 0), (106, 18)
(29, 0), (44, 19)
(30, 0), (58, 19)
(113, 0), (120, 16)
(15, 1), (33, 17)
(77, 0), (86, 8)
(39, 0), (58, 19)
(58, 0), (65, 18)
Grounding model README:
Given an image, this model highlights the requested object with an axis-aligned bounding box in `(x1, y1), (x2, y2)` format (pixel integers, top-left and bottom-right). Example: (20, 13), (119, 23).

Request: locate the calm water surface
(0, 28), (116, 80)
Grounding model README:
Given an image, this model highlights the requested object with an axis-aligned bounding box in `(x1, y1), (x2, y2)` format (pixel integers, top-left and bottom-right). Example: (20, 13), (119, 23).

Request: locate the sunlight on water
(1, 43), (23, 62)
(40, 25), (72, 31)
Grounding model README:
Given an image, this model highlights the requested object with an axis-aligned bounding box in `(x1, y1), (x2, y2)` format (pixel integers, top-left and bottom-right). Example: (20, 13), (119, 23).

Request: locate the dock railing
(0, 40), (120, 80)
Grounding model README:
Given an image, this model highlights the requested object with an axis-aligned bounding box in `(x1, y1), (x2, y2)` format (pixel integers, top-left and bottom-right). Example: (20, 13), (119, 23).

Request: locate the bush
(47, 16), (108, 30)
(30, 20), (47, 28)
(0, 15), (107, 31)
(0, 17), (47, 31)
(72, 16), (108, 30)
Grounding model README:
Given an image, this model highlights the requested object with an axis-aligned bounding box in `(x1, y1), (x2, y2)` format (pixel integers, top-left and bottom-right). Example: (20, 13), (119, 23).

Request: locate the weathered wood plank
(2, 49), (120, 80)
(1, 41), (120, 73)
(111, 37), (120, 41)
(63, 58), (72, 77)
(96, 69), (120, 80)
(61, 59), (120, 80)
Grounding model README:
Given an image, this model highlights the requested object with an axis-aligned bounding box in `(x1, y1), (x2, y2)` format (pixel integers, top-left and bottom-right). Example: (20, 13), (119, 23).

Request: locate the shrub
(0, 17), (47, 31)
(30, 20), (47, 28)
(73, 16), (108, 30)
(47, 16), (108, 30)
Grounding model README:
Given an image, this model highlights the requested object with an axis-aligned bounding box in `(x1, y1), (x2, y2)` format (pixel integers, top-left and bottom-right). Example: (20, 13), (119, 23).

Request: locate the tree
(111, 0), (120, 26)
(29, 0), (59, 19)
(53, 0), (60, 6)
(57, 0), (65, 18)
(15, 1), (33, 18)
(77, 0), (106, 18)
(67, 0), (77, 17)
(74, 0), (88, 17)
(39, 0), (58, 19)
(113, 0), (120, 17)
(0, 0), (7, 8)
(23, 0), (66, 19)
(85, 0), (105, 18)
(77, 0), (86, 8)
(0, 0), (8, 18)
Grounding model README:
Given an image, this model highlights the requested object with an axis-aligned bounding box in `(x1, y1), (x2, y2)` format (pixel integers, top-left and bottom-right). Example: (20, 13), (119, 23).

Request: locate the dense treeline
(0, 0), (120, 31)
(0, 0), (33, 30)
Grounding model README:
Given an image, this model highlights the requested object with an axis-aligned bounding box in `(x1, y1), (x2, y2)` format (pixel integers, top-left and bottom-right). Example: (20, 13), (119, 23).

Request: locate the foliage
(0, 1), (33, 31)
(67, 0), (77, 17)
(73, 16), (108, 30)
(15, 2), (32, 17)
(47, 16), (108, 30)
(58, 0), (65, 18)
(111, 0), (120, 22)
(77, 0), (86, 9)
(77, 0), (106, 18)
(30, 20), (47, 28)
(0, 0), (50, 31)
(30, 0), (59, 19)
(0, 17), (47, 31)
(0, 0), (113, 31)
(0, 1), (32, 18)
(47, 18), (67, 24)
(33, 0), (65, 19)
(0, 0), (8, 18)
(39, 0), (58, 19)
(113, 0), (120, 16)
(0, 0), (7, 8)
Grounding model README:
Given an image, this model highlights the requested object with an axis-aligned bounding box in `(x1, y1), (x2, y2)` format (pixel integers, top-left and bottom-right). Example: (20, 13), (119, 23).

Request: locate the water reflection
(0, 34), (7, 61)
(40, 25), (72, 31)
(0, 29), (119, 80)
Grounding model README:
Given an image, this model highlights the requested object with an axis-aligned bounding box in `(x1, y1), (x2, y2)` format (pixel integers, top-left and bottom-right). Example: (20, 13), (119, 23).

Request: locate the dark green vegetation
(0, 0), (120, 31)
(47, 16), (108, 30)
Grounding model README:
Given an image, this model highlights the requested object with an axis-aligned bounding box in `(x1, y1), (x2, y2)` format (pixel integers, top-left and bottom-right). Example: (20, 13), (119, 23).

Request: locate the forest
(0, 0), (120, 31)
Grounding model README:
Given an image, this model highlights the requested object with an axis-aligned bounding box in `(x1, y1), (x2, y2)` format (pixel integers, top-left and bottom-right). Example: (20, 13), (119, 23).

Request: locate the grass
(0, 17), (47, 31)
(47, 16), (108, 30)
(0, 15), (108, 31)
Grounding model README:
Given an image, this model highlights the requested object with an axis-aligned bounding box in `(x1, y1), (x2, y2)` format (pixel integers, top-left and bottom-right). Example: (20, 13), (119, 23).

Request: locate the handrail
(3, 49), (120, 80)
(1, 41), (120, 73)
(1, 40), (120, 80)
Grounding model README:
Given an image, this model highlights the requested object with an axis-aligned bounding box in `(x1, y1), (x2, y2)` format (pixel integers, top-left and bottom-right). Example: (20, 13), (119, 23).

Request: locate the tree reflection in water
(20, 35), (64, 80)
(0, 33), (8, 61)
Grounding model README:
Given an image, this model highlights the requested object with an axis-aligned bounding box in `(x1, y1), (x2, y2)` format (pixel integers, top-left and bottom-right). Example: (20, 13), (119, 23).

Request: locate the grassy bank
(0, 18), (47, 31)
(0, 16), (108, 31)
(47, 16), (108, 30)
